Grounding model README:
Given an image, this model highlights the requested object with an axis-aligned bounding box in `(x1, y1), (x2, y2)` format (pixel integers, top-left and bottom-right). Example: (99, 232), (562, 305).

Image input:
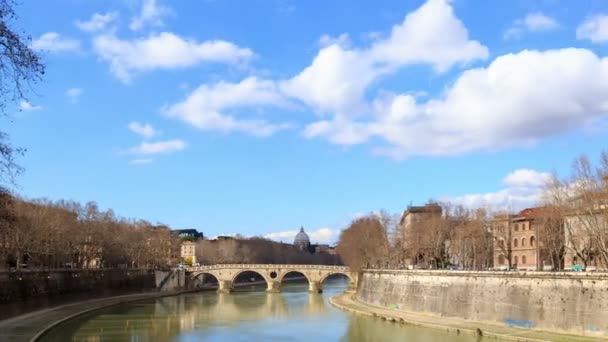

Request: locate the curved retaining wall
(356, 270), (608, 337)
(0, 269), (156, 303)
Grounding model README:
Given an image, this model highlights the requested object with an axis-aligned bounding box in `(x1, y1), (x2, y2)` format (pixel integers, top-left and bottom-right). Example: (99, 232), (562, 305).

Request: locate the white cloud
(31, 32), (81, 53)
(305, 48), (608, 159)
(504, 12), (559, 40)
(93, 32), (253, 82)
(319, 33), (350, 47)
(523, 12), (559, 31)
(128, 121), (160, 139)
(19, 100), (42, 111)
(129, 158), (154, 165)
(75, 12), (118, 32)
(502, 169), (551, 188)
(130, 0), (171, 31)
(264, 227), (338, 245)
(128, 139), (187, 155)
(577, 14), (608, 43)
(65, 88), (83, 103)
(164, 77), (292, 137)
(444, 168), (550, 211)
(281, 0), (487, 116)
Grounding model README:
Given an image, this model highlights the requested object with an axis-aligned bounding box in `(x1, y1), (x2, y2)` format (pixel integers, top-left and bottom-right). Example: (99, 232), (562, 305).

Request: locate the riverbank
(329, 293), (608, 342)
(0, 277), (310, 342)
(0, 289), (196, 342)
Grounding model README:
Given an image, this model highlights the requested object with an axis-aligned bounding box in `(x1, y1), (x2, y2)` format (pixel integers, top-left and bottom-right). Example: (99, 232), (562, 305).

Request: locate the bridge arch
(277, 270), (310, 285)
(193, 272), (220, 290)
(230, 269), (270, 287)
(319, 271), (355, 285)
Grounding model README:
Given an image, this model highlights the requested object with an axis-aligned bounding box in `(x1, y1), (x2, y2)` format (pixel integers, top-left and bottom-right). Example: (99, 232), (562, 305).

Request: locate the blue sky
(6, 0), (608, 244)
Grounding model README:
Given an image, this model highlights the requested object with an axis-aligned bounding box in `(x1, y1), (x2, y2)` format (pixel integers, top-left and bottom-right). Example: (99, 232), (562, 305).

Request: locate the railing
(186, 264), (349, 272)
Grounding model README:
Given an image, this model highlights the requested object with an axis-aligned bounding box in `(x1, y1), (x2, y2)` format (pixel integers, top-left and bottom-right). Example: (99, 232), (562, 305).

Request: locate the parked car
(571, 265), (585, 272)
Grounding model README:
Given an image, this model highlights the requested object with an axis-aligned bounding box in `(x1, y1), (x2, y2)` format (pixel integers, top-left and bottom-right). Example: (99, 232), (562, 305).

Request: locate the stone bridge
(186, 264), (356, 293)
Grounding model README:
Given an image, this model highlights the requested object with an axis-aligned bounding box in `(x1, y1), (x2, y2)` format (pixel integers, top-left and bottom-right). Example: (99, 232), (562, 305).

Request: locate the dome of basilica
(294, 227), (310, 246)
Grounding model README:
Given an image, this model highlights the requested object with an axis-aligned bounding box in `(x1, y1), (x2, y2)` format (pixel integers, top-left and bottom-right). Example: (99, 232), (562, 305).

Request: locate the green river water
(39, 277), (483, 342)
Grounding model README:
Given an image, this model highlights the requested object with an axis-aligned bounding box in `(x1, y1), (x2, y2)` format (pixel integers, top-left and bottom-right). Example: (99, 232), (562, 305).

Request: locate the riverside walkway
(330, 293), (608, 342)
(0, 290), (189, 342)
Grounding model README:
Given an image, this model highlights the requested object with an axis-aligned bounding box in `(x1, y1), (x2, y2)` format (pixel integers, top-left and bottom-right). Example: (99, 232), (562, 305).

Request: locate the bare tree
(0, 0), (44, 188)
(337, 216), (389, 272)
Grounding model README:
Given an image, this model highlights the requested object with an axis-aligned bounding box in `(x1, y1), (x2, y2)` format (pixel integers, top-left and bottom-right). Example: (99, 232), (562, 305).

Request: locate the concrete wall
(357, 270), (608, 337)
(0, 269), (156, 303)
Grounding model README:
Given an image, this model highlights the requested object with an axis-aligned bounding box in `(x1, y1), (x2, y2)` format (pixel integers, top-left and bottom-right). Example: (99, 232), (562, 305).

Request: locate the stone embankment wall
(0, 269), (157, 303)
(357, 270), (608, 337)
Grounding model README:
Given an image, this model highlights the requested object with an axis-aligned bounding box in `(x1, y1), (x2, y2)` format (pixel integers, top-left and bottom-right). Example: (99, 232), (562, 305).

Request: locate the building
(398, 203), (442, 266)
(492, 209), (542, 271)
(510, 208), (541, 271)
(181, 240), (197, 265)
(294, 227), (311, 252)
(314, 244), (337, 255)
(562, 176), (608, 271)
(173, 229), (203, 266)
(563, 208), (608, 271)
(492, 207), (564, 271)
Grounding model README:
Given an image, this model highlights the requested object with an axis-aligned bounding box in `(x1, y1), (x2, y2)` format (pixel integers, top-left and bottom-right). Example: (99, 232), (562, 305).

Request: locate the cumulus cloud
(19, 100), (42, 111)
(130, 0), (171, 31)
(504, 12), (559, 40)
(164, 77), (292, 136)
(265, 227), (338, 245)
(65, 88), (83, 103)
(280, 0), (488, 116)
(128, 139), (187, 155)
(75, 12), (118, 32)
(305, 48), (608, 159)
(577, 14), (608, 43)
(93, 32), (253, 82)
(128, 121), (160, 139)
(444, 168), (550, 211)
(502, 169), (551, 188)
(31, 32), (81, 53)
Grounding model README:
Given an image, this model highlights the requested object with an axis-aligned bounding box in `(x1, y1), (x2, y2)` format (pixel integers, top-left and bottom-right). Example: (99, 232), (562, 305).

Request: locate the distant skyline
(7, 0), (608, 244)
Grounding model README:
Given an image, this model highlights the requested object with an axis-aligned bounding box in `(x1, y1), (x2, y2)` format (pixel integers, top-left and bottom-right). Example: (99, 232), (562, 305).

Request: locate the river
(39, 277), (483, 341)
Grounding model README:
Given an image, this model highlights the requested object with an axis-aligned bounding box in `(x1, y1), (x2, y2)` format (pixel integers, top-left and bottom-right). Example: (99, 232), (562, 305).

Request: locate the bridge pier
(266, 280), (281, 293)
(218, 280), (232, 293)
(308, 280), (322, 293)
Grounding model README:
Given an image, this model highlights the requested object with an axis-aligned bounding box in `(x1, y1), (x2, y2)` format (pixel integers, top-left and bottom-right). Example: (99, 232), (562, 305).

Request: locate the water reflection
(40, 278), (488, 342)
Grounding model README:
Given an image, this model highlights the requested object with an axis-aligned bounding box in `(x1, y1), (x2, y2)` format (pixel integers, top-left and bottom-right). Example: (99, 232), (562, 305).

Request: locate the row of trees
(542, 150), (608, 269)
(337, 207), (494, 272)
(337, 150), (608, 272)
(195, 237), (341, 265)
(0, 195), (181, 270)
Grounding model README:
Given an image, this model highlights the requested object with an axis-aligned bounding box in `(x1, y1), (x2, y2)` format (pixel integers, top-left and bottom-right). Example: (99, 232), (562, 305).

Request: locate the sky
(6, 0), (608, 245)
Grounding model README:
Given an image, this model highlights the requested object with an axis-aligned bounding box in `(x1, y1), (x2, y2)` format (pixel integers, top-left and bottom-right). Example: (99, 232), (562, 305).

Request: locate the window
(514, 224), (519, 231)
(530, 236), (535, 247)
(514, 256), (518, 265)
(499, 240), (505, 248)
(522, 256), (527, 264)
(498, 255), (505, 265)
(514, 238), (518, 247)
(522, 238), (526, 247)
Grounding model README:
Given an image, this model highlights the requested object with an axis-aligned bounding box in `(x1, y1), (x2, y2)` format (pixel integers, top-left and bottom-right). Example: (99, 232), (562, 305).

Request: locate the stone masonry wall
(0, 269), (156, 303)
(357, 270), (608, 337)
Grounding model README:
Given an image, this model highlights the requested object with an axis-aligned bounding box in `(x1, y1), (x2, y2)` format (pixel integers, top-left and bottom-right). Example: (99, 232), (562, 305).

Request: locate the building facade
(181, 240), (197, 265)
(492, 209), (542, 271)
(398, 203), (442, 267)
(563, 211), (608, 271)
